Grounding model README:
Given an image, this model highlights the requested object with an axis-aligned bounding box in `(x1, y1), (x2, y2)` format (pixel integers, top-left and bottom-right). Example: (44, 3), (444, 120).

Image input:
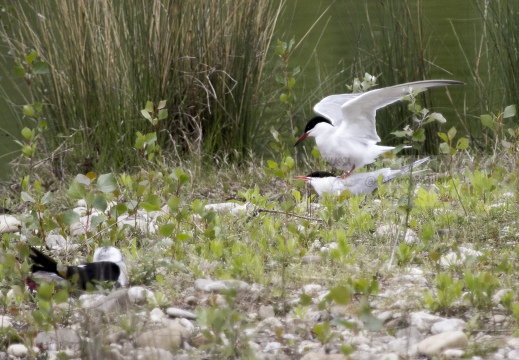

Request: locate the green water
(0, 0), (483, 179)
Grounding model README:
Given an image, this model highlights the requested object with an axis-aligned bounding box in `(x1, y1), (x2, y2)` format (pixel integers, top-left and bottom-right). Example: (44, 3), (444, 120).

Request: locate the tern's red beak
(294, 132), (309, 147)
(294, 175), (310, 182)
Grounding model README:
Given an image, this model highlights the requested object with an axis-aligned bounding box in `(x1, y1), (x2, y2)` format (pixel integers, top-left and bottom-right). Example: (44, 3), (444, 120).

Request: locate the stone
(300, 353), (347, 360)
(259, 305), (275, 319)
(185, 295), (198, 306)
(378, 354), (399, 360)
(440, 247), (482, 267)
(136, 325), (190, 351)
(166, 307), (197, 319)
(297, 340), (321, 354)
(418, 331), (468, 356)
(0, 315), (12, 329)
(85, 289), (131, 314)
(150, 307), (166, 322)
(194, 278), (250, 292)
(492, 314), (506, 323)
(128, 286), (155, 305)
(0, 215), (20, 234)
(35, 329), (80, 350)
(443, 349), (465, 358)
(431, 318), (466, 334)
(493, 289), (513, 304)
(7, 344), (28, 357)
(303, 284), (322, 295)
(130, 347), (176, 360)
(106, 331), (128, 344)
(190, 333), (212, 348)
(301, 255), (322, 264)
(508, 349), (519, 360)
(410, 311), (445, 332)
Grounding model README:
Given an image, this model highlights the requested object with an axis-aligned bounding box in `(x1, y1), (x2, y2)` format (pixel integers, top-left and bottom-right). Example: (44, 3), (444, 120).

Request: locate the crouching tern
(295, 157), (430, 196)
(28, 246), (128, 290)
(294, 80), (463, 174)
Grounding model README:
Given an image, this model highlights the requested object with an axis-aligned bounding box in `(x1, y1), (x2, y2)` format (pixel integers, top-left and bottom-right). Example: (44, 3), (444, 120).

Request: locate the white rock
(79, 294), (106, 308)
(442, 348), (465, 358)
(493, 289), (513, 304)
(431, 319), (466, 334)
(508, 349), (519, 360)
(45, 234), (69, 250)
(194, 278), (250, 292)
(410, 311), (445, 332)
(0, 215), (21, 233)
(204, 202), (252, 216)
(0, 315), (12, 328)
(259, 305), (275, 319)
(297, 340), (321, 354)
(303, 284), (322, 295)
(166, 307), (197, 319)
(128, 286), (155, 304)
(257, 317), (283, 329)
(376, 311), (393, 322)
(379, 354), (399, 360)
(150, 307), (166, 322)
(7, 344), (28, 357)
(264, 341), (282, 353)
(492, 314), (506, 323)
(404, 229), (420, 244)
(418, 331), (468, 356)
(440, 247), (483, 267)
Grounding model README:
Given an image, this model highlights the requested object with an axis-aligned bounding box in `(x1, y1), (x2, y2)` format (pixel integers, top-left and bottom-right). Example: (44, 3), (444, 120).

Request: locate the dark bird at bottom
(28, 246), (127, 290)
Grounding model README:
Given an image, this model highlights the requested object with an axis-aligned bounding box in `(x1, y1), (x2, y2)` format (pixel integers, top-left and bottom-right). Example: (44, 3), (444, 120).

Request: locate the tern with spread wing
(295, 157), (429, 196)
(294, 80), (463, 174)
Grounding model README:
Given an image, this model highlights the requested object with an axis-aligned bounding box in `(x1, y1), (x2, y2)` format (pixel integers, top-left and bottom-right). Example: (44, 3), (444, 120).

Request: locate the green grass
(0, 0), (283, 173)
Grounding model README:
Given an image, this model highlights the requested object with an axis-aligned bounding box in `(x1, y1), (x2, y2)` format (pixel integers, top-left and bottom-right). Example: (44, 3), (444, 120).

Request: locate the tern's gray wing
(313, 94), (362, 127)
(340, 80), (464, 142)
(382, 157), (430, 183)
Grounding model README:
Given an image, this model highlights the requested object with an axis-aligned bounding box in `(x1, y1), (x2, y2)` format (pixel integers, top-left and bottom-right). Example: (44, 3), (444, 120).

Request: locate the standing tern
(294, 80), (463, 174)
(28, 246), (128, 290)
(295, 157), (429, 196)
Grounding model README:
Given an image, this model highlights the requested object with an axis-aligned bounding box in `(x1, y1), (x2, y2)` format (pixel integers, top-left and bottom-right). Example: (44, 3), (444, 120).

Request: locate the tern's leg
(339, 165), (356, 179)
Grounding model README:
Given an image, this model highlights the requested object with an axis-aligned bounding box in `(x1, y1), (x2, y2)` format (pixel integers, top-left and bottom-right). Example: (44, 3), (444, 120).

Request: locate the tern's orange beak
(294, 132), (309, 147)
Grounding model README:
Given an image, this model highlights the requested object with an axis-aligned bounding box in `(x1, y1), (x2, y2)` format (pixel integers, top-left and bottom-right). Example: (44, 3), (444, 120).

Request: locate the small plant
(424, 272), (464, 315)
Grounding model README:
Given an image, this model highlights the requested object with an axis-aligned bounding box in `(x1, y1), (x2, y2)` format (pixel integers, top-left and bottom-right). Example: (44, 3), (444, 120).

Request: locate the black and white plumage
(295, 157), (430, 196)
(29, 246), (128, 290)
(294, 80), (463, 172)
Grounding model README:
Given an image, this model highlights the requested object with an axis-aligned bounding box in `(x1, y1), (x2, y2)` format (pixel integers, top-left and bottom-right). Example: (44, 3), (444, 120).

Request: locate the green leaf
(447, 127), (457, 140)
(287, 76), (296, 89)
(21, 145), (35, 158)
(21, 192), (36, 203)
(140, 109), (152, 121)
(267, 160), (278, 169)
(481, 114), (499, 131)
(158, 108), (168, 120)
(68, 181), (86, 200)
(140, 202), (160, 212)
(37, 282), (54, 301)
(391, 130), (406, 138)
(97, 173), (117, 194)
(159, 223), (175, 237)
(456, 137), (469, 150)
(41, 191), (53, 205)
(13, 63), (25, 78)
(25, 49), (38, 65)
(437, 132), (449, 143)
(167, 196), (180, 212)
(75, 174), (91, 186)
(328, 285), (351, 305)
(23, 105), (35, 118)
(92, 194), (108, 212)
(284, 156), (295, 170)
(33, 61), (50, 75)
(21, 127), (33, 140)
(158, 100), (167, 109)
(300, 293), (313, 306)
(439, 142), (451, 154)
(412, 128), (426, 142)
(292, 66), (301, 77)
(279, 93), (288, 103)
(503, 105), (516, 118)
(54, 289), (69, 304)
(63, 210), (80, 226)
